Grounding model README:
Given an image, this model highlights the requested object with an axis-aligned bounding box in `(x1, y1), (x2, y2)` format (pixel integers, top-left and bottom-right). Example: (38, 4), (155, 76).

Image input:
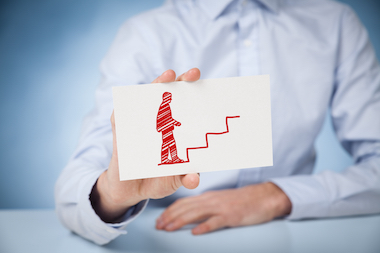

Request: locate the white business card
(113, 75), (273, 180)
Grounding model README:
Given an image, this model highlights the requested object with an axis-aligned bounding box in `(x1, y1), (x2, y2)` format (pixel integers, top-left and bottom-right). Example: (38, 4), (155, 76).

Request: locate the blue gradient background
(0, 0), (379, 209)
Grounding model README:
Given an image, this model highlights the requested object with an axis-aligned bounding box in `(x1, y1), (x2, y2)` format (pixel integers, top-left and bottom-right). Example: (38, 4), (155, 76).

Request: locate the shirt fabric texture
(55, 0), (380, 245)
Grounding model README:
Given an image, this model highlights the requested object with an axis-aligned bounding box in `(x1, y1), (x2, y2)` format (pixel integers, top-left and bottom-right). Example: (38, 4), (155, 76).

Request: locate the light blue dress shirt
(55, 0), (380, 245)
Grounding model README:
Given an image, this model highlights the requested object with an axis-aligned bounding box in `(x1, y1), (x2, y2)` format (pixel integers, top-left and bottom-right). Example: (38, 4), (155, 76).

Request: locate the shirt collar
(197, 0), (281, 20)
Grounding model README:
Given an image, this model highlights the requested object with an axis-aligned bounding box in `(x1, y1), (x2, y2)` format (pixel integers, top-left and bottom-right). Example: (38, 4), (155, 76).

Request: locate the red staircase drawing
(157, 115), (240, 165)
(184, 116), (240, 163)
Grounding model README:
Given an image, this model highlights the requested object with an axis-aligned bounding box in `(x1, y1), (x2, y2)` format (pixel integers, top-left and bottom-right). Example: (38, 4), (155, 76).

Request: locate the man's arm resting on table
(156, 182), (291, 235)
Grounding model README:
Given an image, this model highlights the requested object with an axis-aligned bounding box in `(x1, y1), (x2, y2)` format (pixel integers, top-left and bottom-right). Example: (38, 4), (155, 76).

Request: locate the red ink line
(185, 116), (240, 163)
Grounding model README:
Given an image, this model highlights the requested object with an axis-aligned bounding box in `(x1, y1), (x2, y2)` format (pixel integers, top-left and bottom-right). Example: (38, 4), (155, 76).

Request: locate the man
(157, 92), (184, 164)
(55, 0), (380, 245)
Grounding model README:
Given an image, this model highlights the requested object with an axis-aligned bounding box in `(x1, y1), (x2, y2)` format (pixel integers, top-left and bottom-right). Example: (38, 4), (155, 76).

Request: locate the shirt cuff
(270, 175), (330, 220)
(77, 170), (148, 245)
(108, 199), (149, 229)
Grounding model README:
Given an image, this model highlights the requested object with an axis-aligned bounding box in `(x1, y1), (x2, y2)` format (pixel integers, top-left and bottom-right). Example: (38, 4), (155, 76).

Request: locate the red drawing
(157, 93), (240, 166)
(184, 116), (240, 163)
(157, 92), (184, 165)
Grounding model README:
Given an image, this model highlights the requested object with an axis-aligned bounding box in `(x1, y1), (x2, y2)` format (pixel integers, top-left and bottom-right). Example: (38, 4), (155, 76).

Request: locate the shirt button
(243, 39), (252, 47)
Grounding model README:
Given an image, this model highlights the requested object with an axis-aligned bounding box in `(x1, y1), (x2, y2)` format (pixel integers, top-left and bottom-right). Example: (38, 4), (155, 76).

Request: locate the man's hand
(156, 182), (292, 235)
(174, 121), (181, 127)
(90, 68), (201, 223)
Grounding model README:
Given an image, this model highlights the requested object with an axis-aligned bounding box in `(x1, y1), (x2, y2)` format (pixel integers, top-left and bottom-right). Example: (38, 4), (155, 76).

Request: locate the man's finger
(181, 173), (199, 189)
(162, 206), (211, 231)
(110, 111), (117, 153)
(176, 68), (201, 82)
(152, 69), (176, 83)
(156, 197), (199, 229)
(192, 215), (225, 235)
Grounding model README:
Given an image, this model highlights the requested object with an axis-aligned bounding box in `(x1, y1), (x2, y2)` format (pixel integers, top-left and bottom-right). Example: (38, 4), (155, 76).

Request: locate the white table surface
(1, 207), (379, 253)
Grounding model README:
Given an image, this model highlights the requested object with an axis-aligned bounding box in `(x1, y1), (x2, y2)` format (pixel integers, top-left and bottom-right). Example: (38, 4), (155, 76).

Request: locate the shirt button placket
(236, 0), (261, 187)
(237, 1), (260, 77)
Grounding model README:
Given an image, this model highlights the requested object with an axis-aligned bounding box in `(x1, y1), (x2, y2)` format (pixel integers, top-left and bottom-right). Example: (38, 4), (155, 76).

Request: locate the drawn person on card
(157, 92), (184, 165)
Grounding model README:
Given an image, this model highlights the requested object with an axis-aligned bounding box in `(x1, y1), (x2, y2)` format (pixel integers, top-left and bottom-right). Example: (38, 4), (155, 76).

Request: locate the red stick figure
(157, 92), (184, 165)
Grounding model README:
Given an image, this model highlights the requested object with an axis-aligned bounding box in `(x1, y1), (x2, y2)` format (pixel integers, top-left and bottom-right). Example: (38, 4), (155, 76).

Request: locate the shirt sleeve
(54, 18), (157, 245)
(271, 6), (380, 220)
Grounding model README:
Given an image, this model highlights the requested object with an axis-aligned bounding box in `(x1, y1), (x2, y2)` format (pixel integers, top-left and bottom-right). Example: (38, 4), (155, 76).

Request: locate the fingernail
(165, 223), (175, 230)
(156, 218), (164, 229)
(192, 227), (202, 235)
(163, 69), (173, 76)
